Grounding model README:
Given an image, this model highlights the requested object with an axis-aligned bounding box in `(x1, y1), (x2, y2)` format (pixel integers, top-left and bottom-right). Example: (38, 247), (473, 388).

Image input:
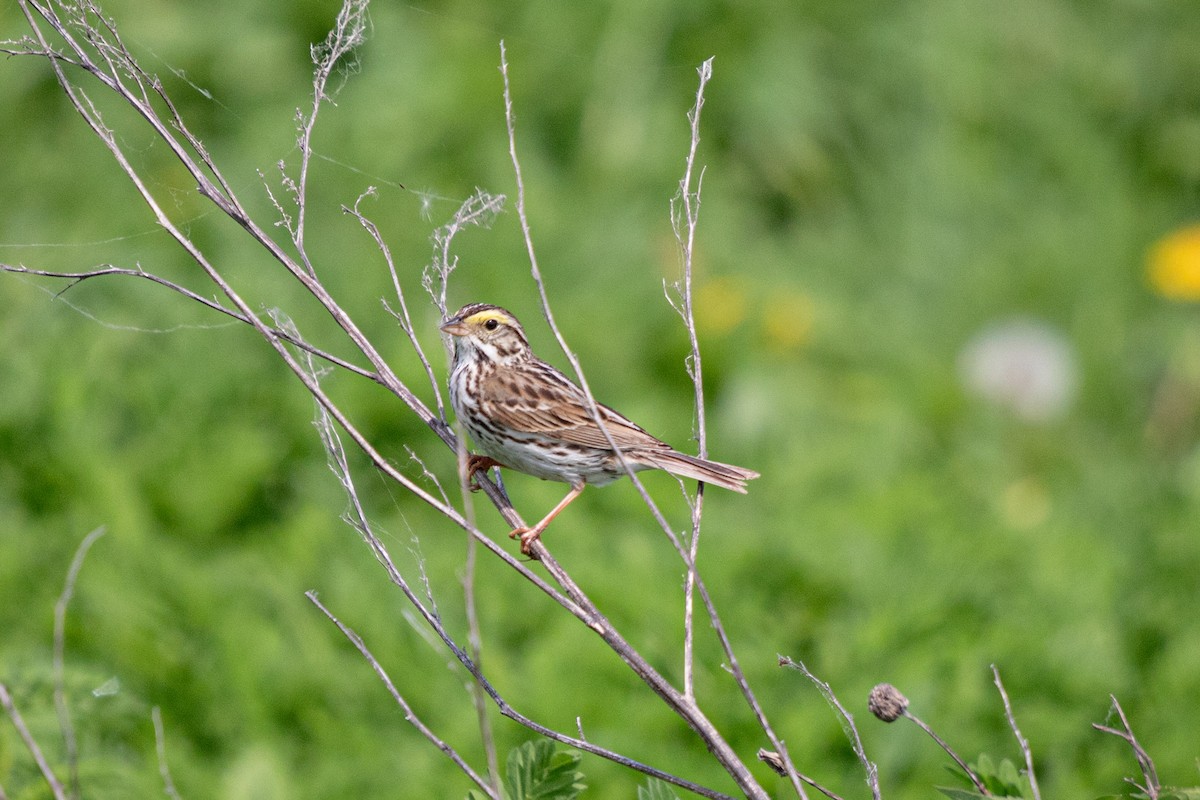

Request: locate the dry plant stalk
(0, 1), (833, 797)
(1093, 695), (1160, 800)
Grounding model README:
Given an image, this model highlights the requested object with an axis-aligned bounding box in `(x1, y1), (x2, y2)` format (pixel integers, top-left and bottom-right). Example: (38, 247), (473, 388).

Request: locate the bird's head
(440, 303), (532, 364)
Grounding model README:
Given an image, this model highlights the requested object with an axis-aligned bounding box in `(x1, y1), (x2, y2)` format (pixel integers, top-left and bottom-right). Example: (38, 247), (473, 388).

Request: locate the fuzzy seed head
(868, 683), (909, 722)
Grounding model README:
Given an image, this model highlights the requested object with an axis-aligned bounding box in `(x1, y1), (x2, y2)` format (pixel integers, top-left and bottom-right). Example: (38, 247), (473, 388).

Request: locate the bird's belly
(468, 424), (623, 486)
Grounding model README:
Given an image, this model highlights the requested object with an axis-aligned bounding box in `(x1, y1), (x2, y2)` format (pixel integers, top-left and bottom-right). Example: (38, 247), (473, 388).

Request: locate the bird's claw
(465, 454), (503, 492)
(508, 526), (542, 558)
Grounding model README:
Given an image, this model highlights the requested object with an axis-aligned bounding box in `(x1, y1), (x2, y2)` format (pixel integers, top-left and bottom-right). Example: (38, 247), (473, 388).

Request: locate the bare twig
(672, 56), (712, 708)
(422, 188), (505, 322)
(0, 263), (380, 381)
(1093, 695), (1160, 800)
(780, 656), (878, 800)
(53, 525), (107, 800)
(307, 593), (499, 798)
(292, 0), (368, 272)
(992, 665), (1040, 800)
(343, 189), (448, 419)
(0, 683), (69, 800)
(903, 709), (988, 795)
(151, 707), (183, 800)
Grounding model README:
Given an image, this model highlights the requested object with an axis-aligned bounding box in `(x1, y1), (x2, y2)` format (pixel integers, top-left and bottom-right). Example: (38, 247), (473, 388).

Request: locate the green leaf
(503, 740), (586, 800)
(967, 754), (1029, 798)
(638, 777), (682, 800)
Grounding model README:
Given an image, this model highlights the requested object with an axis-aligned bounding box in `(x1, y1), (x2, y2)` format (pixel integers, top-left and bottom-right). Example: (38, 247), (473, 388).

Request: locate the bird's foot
(508, 526), (543, 558)
(465, 454), (504, 492)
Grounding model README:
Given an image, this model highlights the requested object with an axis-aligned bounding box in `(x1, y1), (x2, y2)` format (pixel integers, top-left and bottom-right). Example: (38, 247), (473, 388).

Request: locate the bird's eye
(484, 319), (499, 331)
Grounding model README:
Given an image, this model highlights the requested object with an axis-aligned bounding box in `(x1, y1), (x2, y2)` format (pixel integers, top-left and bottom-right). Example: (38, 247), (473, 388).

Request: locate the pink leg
(510, 483), (585, 556)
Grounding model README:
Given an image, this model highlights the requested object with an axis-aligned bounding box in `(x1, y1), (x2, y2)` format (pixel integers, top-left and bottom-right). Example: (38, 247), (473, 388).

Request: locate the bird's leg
(510, 482), (585, 556)
(465, 454), (505, 492)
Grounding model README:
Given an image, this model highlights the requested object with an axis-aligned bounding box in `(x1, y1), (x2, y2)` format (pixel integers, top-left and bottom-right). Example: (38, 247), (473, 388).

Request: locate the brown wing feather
(481, 359), (672, 452)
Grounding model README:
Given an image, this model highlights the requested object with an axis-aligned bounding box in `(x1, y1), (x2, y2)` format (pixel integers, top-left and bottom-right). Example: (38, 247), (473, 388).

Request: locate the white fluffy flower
(959, 319), (1078, 422)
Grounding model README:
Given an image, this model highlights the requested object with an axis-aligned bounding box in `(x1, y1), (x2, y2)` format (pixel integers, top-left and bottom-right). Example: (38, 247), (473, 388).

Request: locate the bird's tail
(636, 450), (760, 494)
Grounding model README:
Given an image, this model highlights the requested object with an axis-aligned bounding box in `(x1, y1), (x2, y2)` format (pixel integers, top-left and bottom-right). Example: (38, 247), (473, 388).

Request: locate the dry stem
(0, 684), (68, 800)
(992, 665), (1041, 800)
(1093, 695), (1160, 799)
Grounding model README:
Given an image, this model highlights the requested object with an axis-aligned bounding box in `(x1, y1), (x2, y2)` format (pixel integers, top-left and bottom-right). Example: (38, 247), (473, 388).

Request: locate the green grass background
(3, 0), (1200, 797)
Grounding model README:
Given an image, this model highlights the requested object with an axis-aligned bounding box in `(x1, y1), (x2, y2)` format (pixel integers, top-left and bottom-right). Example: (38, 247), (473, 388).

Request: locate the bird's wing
(482, 360), (671, 452)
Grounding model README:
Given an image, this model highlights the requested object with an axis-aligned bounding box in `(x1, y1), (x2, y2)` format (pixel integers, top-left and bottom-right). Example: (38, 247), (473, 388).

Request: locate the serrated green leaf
(639, 777), (682, 800)
(503, 740), (586, 800)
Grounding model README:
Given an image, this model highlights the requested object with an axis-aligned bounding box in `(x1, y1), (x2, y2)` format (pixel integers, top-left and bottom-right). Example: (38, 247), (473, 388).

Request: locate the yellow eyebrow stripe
(466, 309), (513, 326)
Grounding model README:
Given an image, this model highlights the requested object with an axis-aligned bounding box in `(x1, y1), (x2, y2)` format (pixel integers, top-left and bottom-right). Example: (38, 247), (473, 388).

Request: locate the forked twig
(1093, 695), (1160, 800)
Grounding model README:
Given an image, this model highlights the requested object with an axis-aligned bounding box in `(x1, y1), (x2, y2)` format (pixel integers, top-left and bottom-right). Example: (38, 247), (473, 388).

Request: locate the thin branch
(20, 0), (450, 457)
(0, 683), (69, 800)
(293, 0), (368, 271)
(422, 188), (505, 322)
(1093, 695), (1160, 800)
(991, 665), (1040, 800)
(307, 593), (499, 798)
(462, 516), (501, 795)
(780, 656), (878, 800)
(673, 57), (712, 708)
(900, 707), (989, 795)
(53, 525), (107, 800)
(343, 189), (447, 419)
(151, 707), (183, 800)
(1, 265), (378, 383)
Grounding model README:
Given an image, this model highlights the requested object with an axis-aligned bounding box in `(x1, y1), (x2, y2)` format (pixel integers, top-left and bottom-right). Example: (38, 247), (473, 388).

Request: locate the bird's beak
(440, 317), (468, 337)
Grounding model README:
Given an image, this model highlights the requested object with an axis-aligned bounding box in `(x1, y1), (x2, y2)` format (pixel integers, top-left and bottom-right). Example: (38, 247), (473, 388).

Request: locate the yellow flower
(1149, 224), (1200, 300)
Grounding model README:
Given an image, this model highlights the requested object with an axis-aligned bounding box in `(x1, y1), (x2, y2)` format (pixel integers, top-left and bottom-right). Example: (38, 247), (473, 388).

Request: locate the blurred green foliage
(2, 0), (1200, 797)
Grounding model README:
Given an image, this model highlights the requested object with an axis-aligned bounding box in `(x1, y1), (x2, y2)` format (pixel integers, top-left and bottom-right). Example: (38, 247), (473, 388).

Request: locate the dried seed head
(868, 683), (909, 722)
(756, 748), (787, 776)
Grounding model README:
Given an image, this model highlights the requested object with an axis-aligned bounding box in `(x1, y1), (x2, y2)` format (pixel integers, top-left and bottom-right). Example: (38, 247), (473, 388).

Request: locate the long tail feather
(635, 450), (759, 493)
